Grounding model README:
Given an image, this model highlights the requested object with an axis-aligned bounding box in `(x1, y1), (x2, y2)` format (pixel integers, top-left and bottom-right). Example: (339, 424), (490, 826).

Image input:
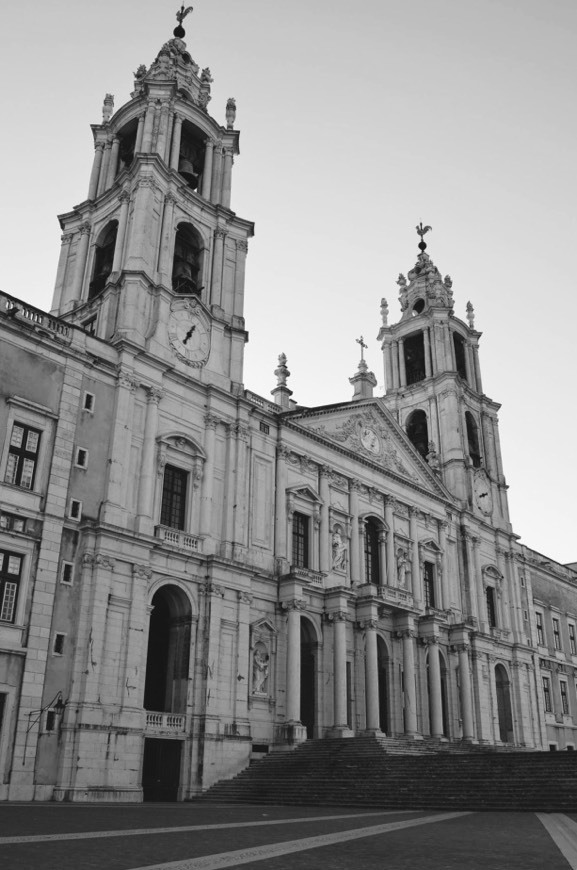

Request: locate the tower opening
(404, 333), (426, 384)
(89, 221), (118, 298)
(364, 517), (381, 585)
(412, 298), (425, 315)
(406, 409), (429, 460)
(465, 412), (481, 468)
(178, 122), (206, 191)
(172, 223), (202, 295)
(453, 332), (468, 381)
(300, 618), (316, 738)
(118, 119), (138, 169)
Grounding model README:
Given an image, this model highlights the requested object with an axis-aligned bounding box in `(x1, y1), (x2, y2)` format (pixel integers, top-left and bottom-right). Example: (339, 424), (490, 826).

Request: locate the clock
(168, 303), (210, 366)
(473, 470), (493, 516)
(360, 426), (381, 455)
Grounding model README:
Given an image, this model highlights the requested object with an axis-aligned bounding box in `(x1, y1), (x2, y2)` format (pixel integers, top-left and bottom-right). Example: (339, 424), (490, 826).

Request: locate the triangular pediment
(286, 484), (322, 503)
(284, 400), (451, 498)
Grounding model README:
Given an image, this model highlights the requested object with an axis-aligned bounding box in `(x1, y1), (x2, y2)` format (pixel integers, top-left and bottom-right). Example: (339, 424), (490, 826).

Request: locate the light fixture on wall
(23, 691), (67, 762)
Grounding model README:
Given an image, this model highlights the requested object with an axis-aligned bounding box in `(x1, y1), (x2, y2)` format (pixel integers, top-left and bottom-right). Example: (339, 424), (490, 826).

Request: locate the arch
(300, 616), (318, 738)
(117, 118), (138, 170)
(178, 120), (207, 191)
(406, 409), (429, 460)
(89, 220), (118, 298)
(403, 332), (426, 384)
(453, 332), (468, 381)
(144, 584), (193, 715)
(412, 298), (425, 316)
(465, 412), (482, 468)
(376, 634), (390, 733)
(495, 663), (514, 743)
(172, 222), (204, 295)
(363, 515), (383, 585)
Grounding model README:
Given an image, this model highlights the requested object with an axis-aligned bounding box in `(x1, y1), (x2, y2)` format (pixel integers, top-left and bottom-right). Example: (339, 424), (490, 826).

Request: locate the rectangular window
(259, 421), (270, 435)
(83, 392), (95, 412)
(292, 512), (309, 569)
(75, 447), (88, 468)
(4, 423), (41, 490)
(423, 561), (436, 609)
(542, 676), (552, 713)
(60, 562), (74, 585)
(486, 586), (497, 628)
(364, 520), (380, 585)
(160, 465), (188, 530)
(69, 499), (82, 520)
(45, 709), (57, 732)
(523, 610), (529, 622)
(536, 612), (545, 646)
(569, 624), (576, 656)
(53, 633), (65, 656)
(560, 681), (569, 715)
(553, 618), (562, 650)
(0, 513), (26, 533)
(0, 549), (23, 623)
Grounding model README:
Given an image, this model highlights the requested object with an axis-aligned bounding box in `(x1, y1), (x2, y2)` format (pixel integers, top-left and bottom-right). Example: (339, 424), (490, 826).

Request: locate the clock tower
(378, 227), (511, 531)
(50, 9), (253, 392)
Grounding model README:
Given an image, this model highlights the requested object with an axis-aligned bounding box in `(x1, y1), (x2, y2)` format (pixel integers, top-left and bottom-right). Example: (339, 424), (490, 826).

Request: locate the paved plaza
(0, 802), (576, 870)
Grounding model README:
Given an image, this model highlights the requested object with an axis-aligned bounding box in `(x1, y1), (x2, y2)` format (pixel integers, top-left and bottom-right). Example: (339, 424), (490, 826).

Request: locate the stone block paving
(0, 803), (575, 870)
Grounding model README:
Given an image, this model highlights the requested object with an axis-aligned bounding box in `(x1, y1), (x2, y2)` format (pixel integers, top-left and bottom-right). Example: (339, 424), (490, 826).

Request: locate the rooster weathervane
(416, 222), (432, 252)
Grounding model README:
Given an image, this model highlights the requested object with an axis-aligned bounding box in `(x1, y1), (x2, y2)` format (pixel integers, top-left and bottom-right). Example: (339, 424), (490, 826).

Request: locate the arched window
(172, 223), (202, 295)
(364, 517), (381, 585)
(89, 221), (118, 298)
(406, 409), (429, 460)
(404, 333), (426, 384)
(178, 122), (206, 191)
(465, 412), (481, 468)
(453, 332), (468, 381)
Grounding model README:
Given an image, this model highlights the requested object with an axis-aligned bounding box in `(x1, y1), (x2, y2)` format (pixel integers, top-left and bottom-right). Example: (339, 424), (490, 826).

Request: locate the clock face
(360, 426), (381, 455)
(168, 306), (210, 366)
(473, 471), (493, 516)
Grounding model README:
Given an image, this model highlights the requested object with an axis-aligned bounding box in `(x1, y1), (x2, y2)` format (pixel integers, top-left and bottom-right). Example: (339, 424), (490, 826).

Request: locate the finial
(416, 222), (432, 252)
(466, 301), (475, 329)
(174, 4), (193, 38)
(356, 336), (367, 363)
(102, 94), (114, 124)
(380, 298), (389, 327)
(274, 353), (290, 387)
(226, 98), (237, 130)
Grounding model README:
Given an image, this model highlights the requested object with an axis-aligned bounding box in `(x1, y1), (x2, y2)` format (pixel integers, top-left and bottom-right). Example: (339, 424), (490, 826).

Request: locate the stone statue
(226, 97), (237, 129)
(201, 67), (213, 84)
(332, 525), (348, 571)
(102, 94), (114, 124)
(397, 548), (409, 587)
(426, 440), (441, 472)
(252, 647), (269, 694)
(380, 298), (389, 326)
(466, 301), (475, 329)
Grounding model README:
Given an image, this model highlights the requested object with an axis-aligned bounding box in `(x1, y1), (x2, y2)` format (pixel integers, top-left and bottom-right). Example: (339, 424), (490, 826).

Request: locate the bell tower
(378, 226), (511, 530)
(50, 6), (254, 391)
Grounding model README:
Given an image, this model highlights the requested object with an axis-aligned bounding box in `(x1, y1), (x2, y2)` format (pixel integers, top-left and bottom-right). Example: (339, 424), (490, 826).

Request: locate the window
(560, 681), (569, 715)
(553, 618), (562, 650)
(89, 221), (118, 298)
(406, 409), (429, 460)
(523, 610), (529, 622)
(453, 333), (468, 381)
(0, 549), (22, 623)
(4, 423), (41, 490)
(69, 500), (82, 520)
(53, 633), (65, 655)
(45, 709), (57, 732)
(423, 561), (436, 609)
(364, 518), (380, 585)
(160, 465), (188, 530)
(465, 412), (481, 468)
(75, 447), (88, 468)
(83, 392), (95, 412)
(172, 223), (202, 295)
(486, 586), (497, 628)
(60, 562), (74, 585)
(542, 676), (552, 713)
(569, 624), (576, 656)
(292, 512), (309, 569)
(259, 421), (270, 435)
(0, 512), (26, 533)
(83, 316), (97, 335)
(403, 333), (426, 385)
(536, 612), (545, 646)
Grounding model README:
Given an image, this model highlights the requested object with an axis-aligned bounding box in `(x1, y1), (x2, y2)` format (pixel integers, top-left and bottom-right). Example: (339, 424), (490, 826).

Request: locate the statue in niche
(396, 548), (409, 587)
(332, 525), (348, 571)
(252, 646), (269, 694)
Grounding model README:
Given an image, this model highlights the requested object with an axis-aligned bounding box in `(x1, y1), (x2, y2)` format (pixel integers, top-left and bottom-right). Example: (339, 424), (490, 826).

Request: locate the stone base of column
(135, 516), (154, 536)
(279, 722), (308, 746)
(327, 726), (355, 738)
(363, 728), (383, 737)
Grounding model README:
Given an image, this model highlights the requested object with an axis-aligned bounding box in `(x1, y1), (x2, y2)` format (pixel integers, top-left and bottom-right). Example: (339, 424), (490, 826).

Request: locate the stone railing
(288, 566), (325, 587)
(154, 525), (202, 552)
(145, 711), (186, 732)
(245, 390), (281, 414)
(2, 293), (72, 341)
(378, 585), (414, 610)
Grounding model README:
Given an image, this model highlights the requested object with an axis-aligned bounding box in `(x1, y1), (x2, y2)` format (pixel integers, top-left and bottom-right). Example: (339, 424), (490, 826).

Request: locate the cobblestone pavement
(0, 803), (576, 870)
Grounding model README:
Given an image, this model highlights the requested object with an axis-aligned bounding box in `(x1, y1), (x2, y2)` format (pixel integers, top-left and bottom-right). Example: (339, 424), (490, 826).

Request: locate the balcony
(378, 585), (414, 611)
(145, 711), (187, 733)
(154, 525), (202, 553)
(285, 565), (325, 587)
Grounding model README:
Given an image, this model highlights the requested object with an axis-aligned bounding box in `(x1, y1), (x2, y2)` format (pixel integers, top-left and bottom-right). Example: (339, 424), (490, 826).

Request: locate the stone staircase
(197, 737), (577, 811)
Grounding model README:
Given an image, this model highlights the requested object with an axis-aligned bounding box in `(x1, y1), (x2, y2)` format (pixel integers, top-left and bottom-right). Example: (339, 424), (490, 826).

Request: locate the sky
(1, 0), (576, 563)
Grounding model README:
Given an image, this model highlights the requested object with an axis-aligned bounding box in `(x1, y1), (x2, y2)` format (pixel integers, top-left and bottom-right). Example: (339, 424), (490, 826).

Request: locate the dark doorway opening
(142, 738), (182, 801)
(300, 618), (316, 738)
(144, 585), (191, 714)
(495, 664), (514, 743)
(377, 636), (389, 734)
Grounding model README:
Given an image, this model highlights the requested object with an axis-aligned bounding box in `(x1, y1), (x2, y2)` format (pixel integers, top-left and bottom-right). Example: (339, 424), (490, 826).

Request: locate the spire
(271, 353), (293, 409)
(349, 336), (377, 401)
(395, 224), (454, 320)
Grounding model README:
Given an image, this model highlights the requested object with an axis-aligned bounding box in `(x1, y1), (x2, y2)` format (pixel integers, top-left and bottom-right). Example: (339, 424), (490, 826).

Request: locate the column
(463, 532), (478, 622)
(349, 481), (361, 584)
(106, 137), (120, 188)
(156, 102), (170, 159)
(457, 643), (475, 740)
(97, 140), (112, 197)
(401, 630), (418, 735)
(319, 467), (331, 573)
(444, 323), (454, 370)
(438, 520), (449, 609)
(51, 232), (73, 313)
(134, 112), (146, 153)
(87, 141), (106, 200)
(398, 338), (407, 386)
(332, 612), (348, 729)
(136, 387), (163, 532)
(233, 239), (248, 317)
(169, 113), (183, 170)
(465, 342), (475, 387)
(409, 507), (421, 602)
(211, 227), (226, 308)
(391, 340), (399, 387)
(141, 100), (156, 153)
(472, 344), (483, 393)
(221, 147), (234, 208)
(428, 639), (443, 737)
(211, 142), (223, 204)
(285, 602), (302, 722)
(200, 414), (219, 538)
(111, 190), (130, 273)
(378, 532), (387, 588)
(201, 138), (215, 199)
(275, 447), (289, 566)
(83, 554), (117, 702)
(423, 327), (432, 378)
(385, 497), (396, 588)
(69, 222), (91, 307)
(472, 537), (485, 631)
(102, 370), (137, 523)
(157, 192), (177, 284)
(364, 619), (380, 731)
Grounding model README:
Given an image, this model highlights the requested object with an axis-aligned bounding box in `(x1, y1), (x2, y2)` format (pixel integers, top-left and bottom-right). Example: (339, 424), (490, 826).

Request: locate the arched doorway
(300, 618), (317, 739)
(495, 664), (514, 743)
(142, 585), (192, 801)
(377, 636), (389, 734)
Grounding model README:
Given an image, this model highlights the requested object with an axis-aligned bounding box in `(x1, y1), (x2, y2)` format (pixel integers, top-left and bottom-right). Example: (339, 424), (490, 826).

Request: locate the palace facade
(1, 17), (576, 801)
